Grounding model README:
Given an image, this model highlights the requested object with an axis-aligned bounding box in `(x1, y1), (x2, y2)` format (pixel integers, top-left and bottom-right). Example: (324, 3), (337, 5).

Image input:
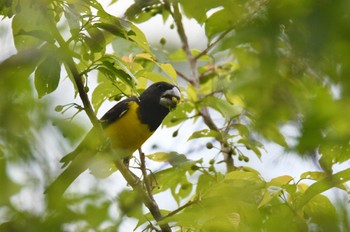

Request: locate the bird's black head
(139, 82), (181, 131)
(140, 82), (181, 110)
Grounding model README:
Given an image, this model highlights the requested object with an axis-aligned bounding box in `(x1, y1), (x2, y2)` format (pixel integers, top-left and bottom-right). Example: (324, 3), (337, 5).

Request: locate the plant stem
(171, 2), (235, 171)
(115, 159), (172, 232)
(172, 3), (198, 84)
(165, 199), (198, 219)
(50, 25), (103, 138)
(139, 148), (156, 203)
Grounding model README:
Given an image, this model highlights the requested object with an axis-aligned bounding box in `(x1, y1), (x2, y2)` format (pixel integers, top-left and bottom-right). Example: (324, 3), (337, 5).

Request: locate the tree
(1, 0), (350, 231)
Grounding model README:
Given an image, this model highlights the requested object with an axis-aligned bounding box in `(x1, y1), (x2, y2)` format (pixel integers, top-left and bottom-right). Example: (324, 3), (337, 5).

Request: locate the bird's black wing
(100, 96), (139, 128)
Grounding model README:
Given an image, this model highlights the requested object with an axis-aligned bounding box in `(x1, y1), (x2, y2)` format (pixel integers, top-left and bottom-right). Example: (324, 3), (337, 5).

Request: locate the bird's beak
(160, 86), (181, 110)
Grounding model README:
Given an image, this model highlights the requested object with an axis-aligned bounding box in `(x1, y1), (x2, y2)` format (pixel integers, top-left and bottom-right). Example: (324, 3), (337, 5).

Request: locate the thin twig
(139, 148), (157, 205)
(194, 28), (234, 61)
(115, 159), (172, 232)
(169, 2), (234, 170)
(164, 199), (199, 219)
(172, 2), (198, 84)
(138, 148), (169, 230)
(176, 70), (195, 85)
(194, 0), (270, 60)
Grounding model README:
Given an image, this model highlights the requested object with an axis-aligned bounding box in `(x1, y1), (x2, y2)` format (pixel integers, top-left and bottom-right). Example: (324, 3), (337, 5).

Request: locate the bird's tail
(44, 151), (94, 209)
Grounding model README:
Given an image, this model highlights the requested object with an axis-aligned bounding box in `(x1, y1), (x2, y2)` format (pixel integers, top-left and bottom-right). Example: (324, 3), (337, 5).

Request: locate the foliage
(1, 0), (350, 231)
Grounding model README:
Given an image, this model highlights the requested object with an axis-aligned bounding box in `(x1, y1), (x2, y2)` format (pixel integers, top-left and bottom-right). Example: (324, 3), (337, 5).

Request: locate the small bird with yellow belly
(45, 82), (181, 198)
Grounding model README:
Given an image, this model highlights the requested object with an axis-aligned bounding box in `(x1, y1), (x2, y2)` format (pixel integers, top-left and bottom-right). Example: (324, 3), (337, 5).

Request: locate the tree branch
(114, 159), (172, 232)
(172, 2), (198, 84)
(50, 25), (104, 138)
(170, 2), (235, 171)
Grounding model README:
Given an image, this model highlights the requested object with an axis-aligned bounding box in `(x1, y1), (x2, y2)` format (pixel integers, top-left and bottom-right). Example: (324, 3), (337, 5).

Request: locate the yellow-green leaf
(300, 171), (327, 181)
(159, 63), (177, 81)
(188, 129), (221, 141)
(268, 175), (294, 187)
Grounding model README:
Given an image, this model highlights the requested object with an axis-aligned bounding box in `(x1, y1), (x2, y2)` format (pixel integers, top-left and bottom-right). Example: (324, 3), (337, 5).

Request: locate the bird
(45, 82), (181, 200)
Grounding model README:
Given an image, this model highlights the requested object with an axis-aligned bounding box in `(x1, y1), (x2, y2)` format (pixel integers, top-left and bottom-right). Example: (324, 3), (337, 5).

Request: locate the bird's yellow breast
(103, 101), (153, 158)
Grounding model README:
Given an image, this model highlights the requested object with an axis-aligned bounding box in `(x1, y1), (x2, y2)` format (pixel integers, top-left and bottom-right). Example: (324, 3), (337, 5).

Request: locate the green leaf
(263, 175), (296, 203)
(12, 1), (53, 50)
(168, 170), (264, 231)
(99, 56), (137, 85)
(187, 129), (221, 141)
(135, 53), (177, 82)
(84, 36), (104, 53)
(92, 82), (122, 112)
(64, 4), (81, 36)
(319, 143), (350, 171)
(128, 23), (152, 54)
(233, 124), (249, 137)
(97, 11), (151, 53)
(0, 49), (43, 79)
(258, 190), (278, 208)
(196, 171), (220, 195)
(204, 0), (251, 40)
(16, 29), (54, 43)
(146, 152), (170, 162)
(199, 96), (242, 120)
(179, 0), (220, 24)
(159, 63), (177, 81)
(175, 179), (193, 204)
(224, 169), (264, 185)
(162, 101), (194, 127)
(262, 204), (307, 232)
(118, 189), (143, 218)
(237, 137), (263, 159)
(297, 168), (350, 209)
(34, 56), (61, 98)
(205, 9), (238, 40)
(268, 175), (294, 187)
(125, 0), (162, 23)
(168, 48), (187, 61)
(85, 27), (106, 53)
(151, 167), (186, 195)
(304, 194), (338, 230)
(300, 171), (327, 181)
(137, 71), (173, 84)
(111, 37), (143, 57)
(94, 22), (128, 39)
(147, 151), (192, 167)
